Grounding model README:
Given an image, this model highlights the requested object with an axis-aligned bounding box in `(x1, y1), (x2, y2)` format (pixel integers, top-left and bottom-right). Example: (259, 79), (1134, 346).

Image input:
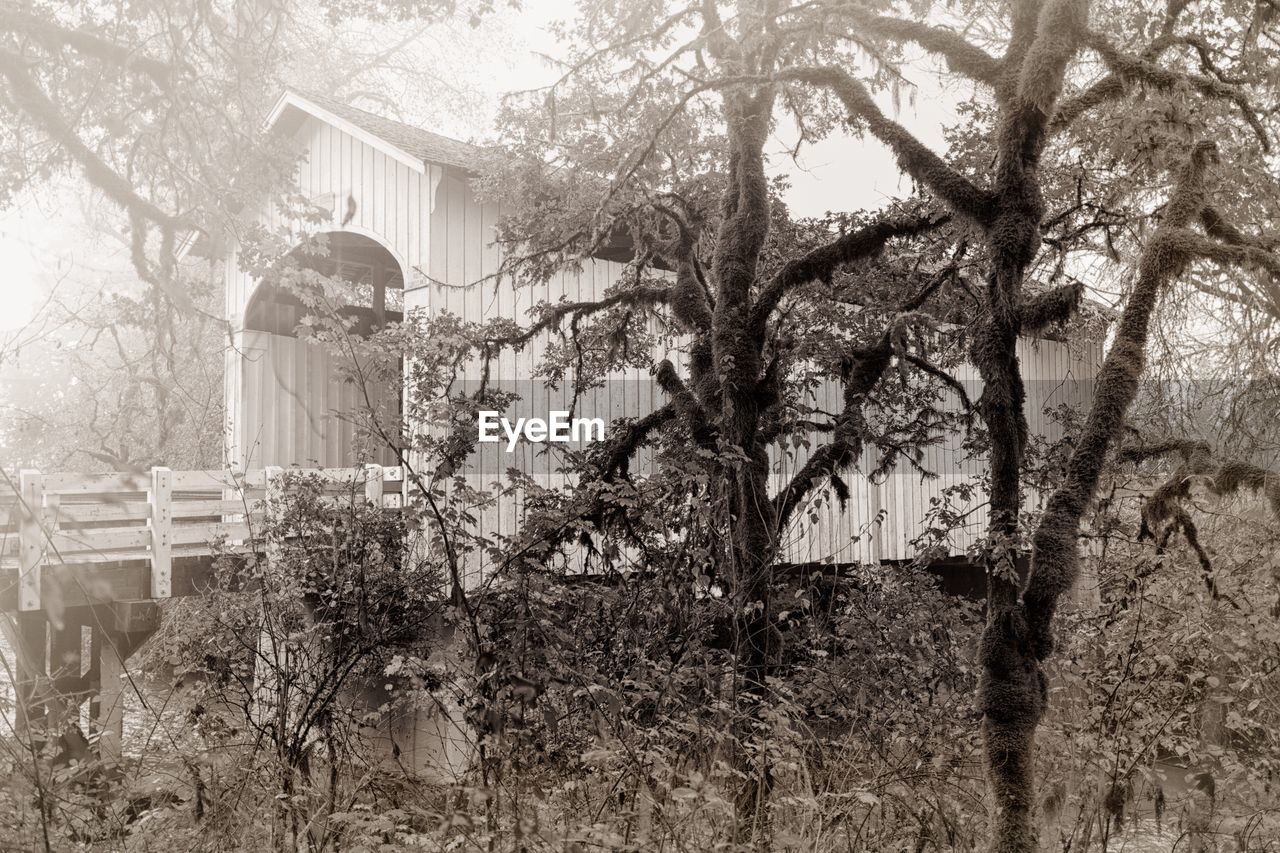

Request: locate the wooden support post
(10, 610), (47, 738)
(383, 465), (403, 509)
(47, 616), (83, 736)
(149, 467), (173, 599)
(49, 617), (83, 691)
(372, 262), (387, 327)
(364, 463), (383, 507)
(18, 469), (44, 611)
(1075, 533), (1103, 609)
(92, 626), (125, 762)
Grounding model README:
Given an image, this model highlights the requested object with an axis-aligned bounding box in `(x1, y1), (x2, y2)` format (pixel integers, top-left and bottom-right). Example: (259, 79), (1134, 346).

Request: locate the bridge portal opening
(234, 231), (403, 471)
(245, 231), (405, 337)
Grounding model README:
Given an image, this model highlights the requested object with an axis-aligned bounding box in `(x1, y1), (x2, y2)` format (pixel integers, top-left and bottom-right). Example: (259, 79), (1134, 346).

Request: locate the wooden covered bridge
(1, 90), (1101, 768)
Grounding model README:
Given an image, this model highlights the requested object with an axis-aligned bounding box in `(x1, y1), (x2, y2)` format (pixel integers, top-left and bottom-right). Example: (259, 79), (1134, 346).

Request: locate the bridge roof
(266, 90), (485, 173)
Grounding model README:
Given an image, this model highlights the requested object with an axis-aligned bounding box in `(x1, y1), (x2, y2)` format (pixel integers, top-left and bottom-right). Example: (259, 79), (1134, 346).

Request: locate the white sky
(0, 2), (965, 332)
(0, 210), (43, 328)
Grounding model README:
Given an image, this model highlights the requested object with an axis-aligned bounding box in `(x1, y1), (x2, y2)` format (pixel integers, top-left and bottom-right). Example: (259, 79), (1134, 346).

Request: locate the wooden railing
(1, 465), (406, 612)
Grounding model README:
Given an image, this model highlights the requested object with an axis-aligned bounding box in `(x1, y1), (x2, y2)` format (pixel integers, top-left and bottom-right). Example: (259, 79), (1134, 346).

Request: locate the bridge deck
(1, 464), (405, 613)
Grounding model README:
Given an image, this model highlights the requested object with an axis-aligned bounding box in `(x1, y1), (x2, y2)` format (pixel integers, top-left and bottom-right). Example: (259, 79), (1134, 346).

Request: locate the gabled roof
(266, 90), (484, 173)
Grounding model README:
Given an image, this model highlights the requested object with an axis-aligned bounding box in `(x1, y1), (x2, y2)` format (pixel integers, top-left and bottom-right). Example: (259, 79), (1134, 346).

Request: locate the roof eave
(265, 91), (426, 175)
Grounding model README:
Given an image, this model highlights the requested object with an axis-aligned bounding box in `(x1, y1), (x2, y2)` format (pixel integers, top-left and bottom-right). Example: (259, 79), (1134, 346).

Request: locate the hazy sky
(0, 3), (964, 332)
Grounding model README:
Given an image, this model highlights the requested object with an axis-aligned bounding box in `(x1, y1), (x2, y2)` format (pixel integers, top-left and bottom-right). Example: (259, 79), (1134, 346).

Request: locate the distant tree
(475, 0), (1280, 848)
(0, 1), (486, 293)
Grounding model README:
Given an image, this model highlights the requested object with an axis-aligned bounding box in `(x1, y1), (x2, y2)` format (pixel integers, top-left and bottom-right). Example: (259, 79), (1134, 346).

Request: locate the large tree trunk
(976, 143), (1217, 852)
(729, 448), (780, 845)
(709, 84), (782, 846)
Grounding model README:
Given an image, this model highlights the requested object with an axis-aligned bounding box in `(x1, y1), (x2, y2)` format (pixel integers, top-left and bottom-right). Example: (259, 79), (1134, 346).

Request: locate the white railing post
(364, 463), (383, 507)
(18, 469), (44, 612)
(263, 466), (284, 559)
(149, 467), (172, 599)
(383, 465), (404, 509)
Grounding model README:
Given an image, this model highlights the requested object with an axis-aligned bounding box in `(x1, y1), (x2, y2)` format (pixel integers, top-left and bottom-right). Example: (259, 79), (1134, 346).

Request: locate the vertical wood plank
(149, 467), (173, 599)
(407, 169), (421, 269)
(340, 130), (351, 211)
(364, 463), (383, 507)
(18, 469), (44, 612)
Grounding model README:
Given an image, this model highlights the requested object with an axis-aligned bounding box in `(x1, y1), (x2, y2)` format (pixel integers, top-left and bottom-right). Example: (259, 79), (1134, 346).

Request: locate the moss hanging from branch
(1017, 280), (1084, 334)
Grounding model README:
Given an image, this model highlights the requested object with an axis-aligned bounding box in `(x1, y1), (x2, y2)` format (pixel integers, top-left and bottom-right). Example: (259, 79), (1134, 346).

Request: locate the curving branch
(655, 358), (713, 441)
(1052, 31), (1270, 151)
(901, 353), (972, 411)
(770, 311), (959, 528)
(488, 284), (674, 349)
(827, 8), (1002, 86)
(751, 209), (949, 332)
(777, 66), (996, 226)
(0, 49), (179, 229)
(0, 47), (193, 309)
(0, 7), (177, 86)
(1199, 206), (1280, 252)
(600, 404), (676, 481)
(771, 336), (892, 529)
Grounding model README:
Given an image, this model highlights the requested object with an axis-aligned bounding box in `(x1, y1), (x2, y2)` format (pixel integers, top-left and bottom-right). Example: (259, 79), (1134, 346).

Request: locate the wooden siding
(772, 336), (1100, 564)
(229, 330), (398, 470)
(225, 116), (436, 328)
(226, 109), (1103, 585)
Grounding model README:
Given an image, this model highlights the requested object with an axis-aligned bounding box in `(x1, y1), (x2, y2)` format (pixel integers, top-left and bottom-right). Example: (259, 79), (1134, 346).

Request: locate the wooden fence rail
(1, 464), (405, 612)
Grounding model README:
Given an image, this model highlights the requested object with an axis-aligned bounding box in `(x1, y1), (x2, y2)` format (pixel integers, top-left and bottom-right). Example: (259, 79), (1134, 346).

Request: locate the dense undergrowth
(1, 465), (1276, 852)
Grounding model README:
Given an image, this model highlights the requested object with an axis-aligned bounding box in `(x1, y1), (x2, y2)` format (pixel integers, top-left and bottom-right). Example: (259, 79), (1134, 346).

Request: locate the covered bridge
(224, 89), (1102, 572)
(0, 90), (1100, 776)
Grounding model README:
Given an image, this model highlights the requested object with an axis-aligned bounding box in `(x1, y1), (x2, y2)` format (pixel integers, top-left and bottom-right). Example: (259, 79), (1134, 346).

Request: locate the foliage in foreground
(1, 465), (1277, 851)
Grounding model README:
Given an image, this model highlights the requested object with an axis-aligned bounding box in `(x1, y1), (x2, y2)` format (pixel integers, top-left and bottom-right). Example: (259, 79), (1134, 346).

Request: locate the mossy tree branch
(0, 47), (191, 308)
(771, 336), (892, 529)
(1122, 438), (1280, 525)
(1000, 0), (1089, 176)
(600, 404), (677, 481)
(975, 141), (1223, 853)
(486, 284), (675, 349)
(777, 66), (997, 226)
(1052, 31), (1271, 150)
(0, 50), (180, 229)
(771, 313), (960, 528)
(1025, 140), (1221, 648)
(825, 7), (1003, 86)
(1017, 280), (1084, 334)
(750, 209), (949, 333)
